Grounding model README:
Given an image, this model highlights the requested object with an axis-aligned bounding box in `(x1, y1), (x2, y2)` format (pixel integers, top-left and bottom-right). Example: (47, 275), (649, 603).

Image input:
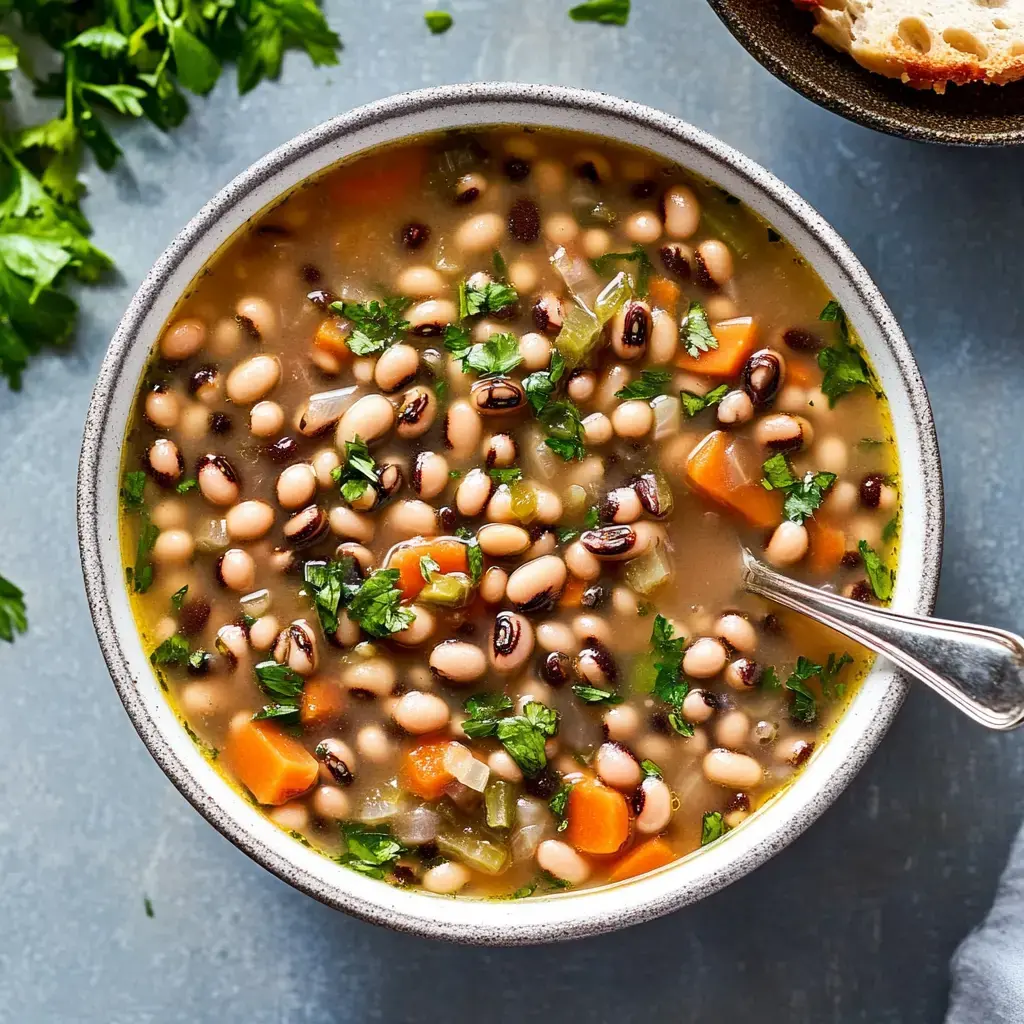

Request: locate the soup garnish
(120, 128), (899, 897)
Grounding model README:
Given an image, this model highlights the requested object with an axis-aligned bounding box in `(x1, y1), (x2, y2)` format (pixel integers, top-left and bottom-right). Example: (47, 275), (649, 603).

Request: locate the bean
(336, 543), (374, 576)
(226, 500), (274, 541)
(610, 300), (651, 361)
(663, 184), (701, 239)
(532, 293), (564, 336)
(533, 487), (564, 525)
(216, 625), (249, 666)
(706, 295), (738, 320)
(582, 227), (612, 259)
(311, 449), (341, 489)
(146, 439), (184, 486)
(273, 619), (318, 675)
(604, 486), (642, 525)
(578, 639), (618, 687)
(226, 355), (281, 404)
(724, 658), (760, 690)
(470, 376), (526, 415)
(423, 862), (472, 895)
(814, 435), (848, 474)
(342, 657), (396, 697)
(328, 505), (375, 543)
(152, 528), (194, 564)
(483, 433), (518, 468)
(488, 749), (523, 782)
(480, 566), (508, 604)
(400, 222), (430, 250)
(412, 451), (450, 500)
(393, 691), (450, 734)
(392, 604), (436, 647)
(455, 468), (494, 517)
(742, 348), (786, 406)
(660, 242), (694, 280)
(681, 688), (716, 724)
(775, 385), (807, 413)
(145, 388), (180, 429)
(505, 555), (567, 612)
(580, 523), (652, 561)
(716, 614), (757, 654)
(581, 412), (613, 447)
(532, 159), (566, 194)
(703, 748), (763, 789)
(312, 785), (351, 820)
(683, 637), (728, 679)
(236, 296), (275, 338)
(519, 333), (552, 371)
(544, 212), (579, 246)
(357, 724), (394, 763)
(283, 505), (329, 548)
(765, 521), (809, 566)
(276, 463), (317, 510)
(716, 388), (755, 428)
(386, 499), (438, 538)
(526, 532), (557, 559)
(535, 620), (579, 654)
(508, 198), (541, 243)
(395, 265), (446, 298)
(536, 840), (590, 886)
(160, 318), (206, 361)
(507, 260), (538, 293)
(568, 370), (597, 404)
(455, 212), (504, 253)
(268, 803), (308, 830)
(611, 400), (653, 439)
(150, 498), (185, 530)
(648, 308), (678, 363)
(352, 358), (375, 385)
(696, 239), (734, 286)
(485, 486), (516, 523)
(406, 299), (458, 337)
(374, 344), (420, 393)
(611, 586), (643, 618)
(776, 736), (815, 767)
(443, 399), (483, 459)
(753, 413), (811, 451)
(716, 709), (751, 749)
(249, 400), (284, 438)
(596, 741), (641, 790)
(195, 454), (239, 507)
(573, 614), (612, 646)
(249, 614), (279, 651)
(337, 394), (396, 446)
(623, 210), (662, 244)
(477, 523), (531, 557)
(489, 611), (535, 673)
(635, 775), (673, 834)
(603, 703), (640, 741)
(429, 640), (487, 685)
(825, 479), (859, 517)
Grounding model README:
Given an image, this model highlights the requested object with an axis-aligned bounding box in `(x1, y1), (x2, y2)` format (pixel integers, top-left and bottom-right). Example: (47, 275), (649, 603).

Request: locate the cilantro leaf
(254, 660), (305, 700)
(571, 684), (623, 705)
(701, 811), (727, 846)
(681, 383), (729, 418)
(859, 540), (894, 601)
(588, 243), (650, 294)
(442, 324), (472, 361)
(340, 823), (404, 879)
(817, 302), (872, 407)
(615, 368), (671, 401)
(424, 10), (453, 33)
(331, 436), (379, 506)
(466, 537), (483, 583)
(419, 554), (440, 582)
(176, 477), (198, 494)
(333, 298), (409, 356)
(496, 703), (559, 777)
(819, 652), (854, 699)
(150, 635), (190, 667)
(303, 557), (359, 636)
(462, 692), (514, 739)
(120, 470), (147, 510)
(488, 467), (522, 485)
(680, 300), (718, 359)
(459, 278), (518, 318)
(170, 585), (188, 611)
(761, 453), (797, 491)
(540, 400), (586, 462)
(569, 0), (631, 24)
(760, 666), (781, 691)
(643, 615), (693, 735)
(785, 656), (822, 723)
(463, 332), (522, 376)
(0, 574), (27, 643)
(252, 702), (300, 724)
(346, 569), (414, 638)
(549, 782), (574, 831)
(882, 514), (899, 544)
(523, 349), (565, 414)
(584, 505), (600, 530)
(130, 517), (159, 594)
(761, 455), (835, 524)
(640, 759), (663, 779)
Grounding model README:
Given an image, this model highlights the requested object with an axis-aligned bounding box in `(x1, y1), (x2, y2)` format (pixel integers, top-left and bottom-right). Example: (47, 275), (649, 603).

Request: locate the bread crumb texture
(793, 0), (1024, 91)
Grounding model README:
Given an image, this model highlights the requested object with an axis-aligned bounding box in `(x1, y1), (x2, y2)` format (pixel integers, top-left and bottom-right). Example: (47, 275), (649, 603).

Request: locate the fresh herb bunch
(0, 0), (342, 389)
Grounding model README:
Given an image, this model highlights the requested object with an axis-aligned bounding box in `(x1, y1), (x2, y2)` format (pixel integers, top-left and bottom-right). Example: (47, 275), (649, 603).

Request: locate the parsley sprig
(859, 540), (894, 601)
(461, 693), (559, 776)
(817, 301), (872, 407)
(646, 615), (692, 736)
(681, 384), (729, 417)
(761, 453), (836, 524)
(332, 298), (409, 356)
(588, 243), (651, 296)
(331, 437), (380, 505)
(444, 329), (522, 376)
(0, 574), (27, 643)
(458, 278), (518, 319)
(680, 300), (718, 359)
(614, 368), (671, 401)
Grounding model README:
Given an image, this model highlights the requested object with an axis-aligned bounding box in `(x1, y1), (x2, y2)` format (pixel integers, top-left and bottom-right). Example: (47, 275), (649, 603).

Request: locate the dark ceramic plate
(707, 0), (1024, 145)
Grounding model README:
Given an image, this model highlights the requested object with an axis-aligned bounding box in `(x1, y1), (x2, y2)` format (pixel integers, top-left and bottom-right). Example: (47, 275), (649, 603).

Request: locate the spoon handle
(740, 550), (1024, 731)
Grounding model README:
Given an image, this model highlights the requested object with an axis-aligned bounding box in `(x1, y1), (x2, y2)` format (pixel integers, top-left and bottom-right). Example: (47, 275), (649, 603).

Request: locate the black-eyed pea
(604, 487), (642, 525)
(454, 211), (504, 253)
(483, 432), (518, 468)
(564, 540), (601, 581)
(578, 639), (618, 687)
(596, 364), (630, 410)
(309, 346), (343, 376)
(412, 452), (450, 500)
(337, 394), (396, 447)
(429, 640), (488, 685)
(159, 318), (206, 361)
(335, 542), (375, 574)
(470, 377), (527, 416)
(649, 308), (678, 364)
(682, 688), (717, 724)
(611, 400), (654, 439)
(392, 691), (450, 735)
(683, 637), (728, 679)
(535, 620), (578, 654)
(533, 486), (564, 525)
(775, 385), (807, 414)
(268, 803), (309, 830)
(715, 709), (751, 750)
(610, 300), (651, 361)
(144, 387), (181, 429)
(472, 318), (506, 343)
(706, 296), (739, 321)
(696, 239), (734, 286)
(152, 528), (198, 567)
(544, 212), (578, 246)
(455, 468), (494, 517)
(489, 611), (535, 673)
(477, 523), (531, 557)
(623, 210), (662, 244)
(715, 613), (757, 654)
(717, 389), (754, 427)
(328, 505), (375, 543)
(215, 548), (256, 592)
(567, 370), (597, 404)
(356, 724), (394, 764)
(146, 439), (185, 487)
(611, 585), (643, 618)
(275, 463), (317, 510)
(250, 400), (285, 438)
(178, 681), (226, 718)
(443, 399), (483, 459)
(595, 741), (641, 790)
(374, 344), (420, 393)
(582, 227), (612, 259)
(488, 749), (523, 782)
(532, 293), (564, 336)
(581, 412), (613, 446)
(703, 748), (763, 789)
(226, 355), (281, 404)
(603, 703), (640, 741)
(249, 614), (279, 651)
(423, 862), (472, 895)
(406, 299), (458, 337)
(813, 435), (848, 474)
(455, 171), (488, 204)
(663, 184), (701, 239)
(775, 735), (815, 767)
(395, 265), (446, 298)
(196, 454), (240, 507)
(392, 604), (435, 647)
(150, 498), (186, 531)
(849, 515), (883, 549)
(572, 613), (612, 647)
(479, 566), (508, 604)
(350, 357), (375, 385)
(333, 610), (361, 648)
(312, 449), (341, 489)
(519, 332), (551, 371)
(176, 402), (211, 441)
(754, 413), (811, 451)
(635, 775), (673, 834)
(536, 840), (590, 886)
(526, 531), (557, 559)
(505, 555), (567, 612)
(507, 259), (538, 293)
(724, 658), (761, 690)
(386, 499), (438, 538)
(765, 521), (809, 566)
(236, 296), (276, 339)
(226, 500), (275, 541)
(342, 657), (395, 697)
(580, 523), (652, 561)
(312, 785), (351, 820)
(532, 159), (566, 194)
(282, 506), (328, 549)
(485, 486), (516, 523)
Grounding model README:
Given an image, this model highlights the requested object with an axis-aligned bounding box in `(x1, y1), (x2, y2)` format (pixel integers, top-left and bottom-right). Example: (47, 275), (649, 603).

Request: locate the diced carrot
(785, 357), (817, 388)
(647, 276), (680, 316)
(565, 779), (631, 855)
(558, 576), (587, 608)
(685, 430), (782, 529)
(329, 148), (427, 209)
(676, 316), (758, 377)
(608, 838), (676, 882)
(314, 317), (352, 359)
(807, 519), (847, 574)
(401, 739), (454, 800)
(226, 719), (319, 807)
(386, 537), (470, 602)
(299, 678), (346, 728)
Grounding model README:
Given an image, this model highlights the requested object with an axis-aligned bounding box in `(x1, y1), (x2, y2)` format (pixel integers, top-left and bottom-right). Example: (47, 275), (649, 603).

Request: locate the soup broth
(119, 127), (899, 898)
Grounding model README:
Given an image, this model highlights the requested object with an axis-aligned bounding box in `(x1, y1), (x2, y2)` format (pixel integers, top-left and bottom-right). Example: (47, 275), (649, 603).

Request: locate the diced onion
(358, 786), (403, 823)
(392, 807), (441, 846)
(516, 796), (550, 827)
(624, 541), (673, 596)
(194, 517), (229, 554)
(240, 588), (271, 618)
(444, 742), (490, 793)
(725, 438), (758, 488)
(525, 428), (558, 482)
(511, 824), (549, 862)
(652, 395), (681, 440)
(298, 385), (360, 436)
(549, 245), (598, 303)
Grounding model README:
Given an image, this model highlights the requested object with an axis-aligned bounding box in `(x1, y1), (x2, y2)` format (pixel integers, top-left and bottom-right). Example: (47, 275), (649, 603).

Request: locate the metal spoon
(740, 548), (1024, 731)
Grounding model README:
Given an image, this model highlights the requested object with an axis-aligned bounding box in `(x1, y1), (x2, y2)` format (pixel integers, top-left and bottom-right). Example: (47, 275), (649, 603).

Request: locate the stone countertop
(2, 1), (1023, 1020)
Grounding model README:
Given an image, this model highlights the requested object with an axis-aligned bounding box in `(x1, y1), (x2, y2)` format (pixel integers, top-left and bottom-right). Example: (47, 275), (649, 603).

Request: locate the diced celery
(630, 651), (658, 694)
(437, 829), (509, 875)
(624, 542), (673, 596)
(554, 303), (600, 368)
(418, 571), (473, 607)
(510, 480), (538, 523)
(594, 271), (633, 325)
(484, 780), (516, 831)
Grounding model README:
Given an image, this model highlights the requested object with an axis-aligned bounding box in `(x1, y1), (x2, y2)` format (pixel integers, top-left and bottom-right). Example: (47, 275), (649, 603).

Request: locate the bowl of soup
(78, 83), (942, 943)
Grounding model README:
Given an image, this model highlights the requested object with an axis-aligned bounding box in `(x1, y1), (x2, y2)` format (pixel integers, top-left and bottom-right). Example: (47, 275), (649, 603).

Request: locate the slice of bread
(793, 0), (1024, 92)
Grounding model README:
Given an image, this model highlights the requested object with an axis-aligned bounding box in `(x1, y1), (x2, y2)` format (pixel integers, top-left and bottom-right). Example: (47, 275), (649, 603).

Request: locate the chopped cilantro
(571, 684), (623, 705)
(442, 323), (472, 360)
(556, 526), (579, 544)
(760, 665), (781, 691)
(549, 782), (573, 831)
(466, 333), (522, 376)
(333, 298), (409, 356)
(346, 569), (414, 638)
(761, 454), (835, 524)
(817, 301), (872, 407)
(640, 758), (663, 779)
(488, 467), (523, 485)
(523, 349), (566, 414)
(614, 368), (671, 401)
(330, 436), (379, 505)
(0, 574), (27, 643)
(859, 540), (894, 601)
(680, 300), (718, 359)
(466, 537), (483, 583)
(340, 823), (404, 879)
(254, 660), (305, 700)
(461, 693), (558, 775)
(252, 702), (300, 724)
(588, 243), (651, 295)
(150, 635), (190, 667)
(303, 558), (359, 636)
(882, 514), (899, 544)
(584, 505), (600, 530)
(461, 692), (515, 739)
(761, 452), (797, 490)
(419, 554), (440, 582)
(645, 615), (693, 736)
(681, 383), (729, 418)
(819, 652), (854, 700)
(175, 477), (198, 494)
(701, 811), (727, 846)
(120, 470), (147, 510)
(459, 278), (518, 318)
(785, 656), (822, 722)
(130, 517), (159, 594)
(424, 10), (453, 33)
(540, 400), (586, 462)
(170, 585), (188, 611)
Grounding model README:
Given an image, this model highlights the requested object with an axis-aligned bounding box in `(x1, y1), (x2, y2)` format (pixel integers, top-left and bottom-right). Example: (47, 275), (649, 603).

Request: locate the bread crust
(793, 0), (1024, 92)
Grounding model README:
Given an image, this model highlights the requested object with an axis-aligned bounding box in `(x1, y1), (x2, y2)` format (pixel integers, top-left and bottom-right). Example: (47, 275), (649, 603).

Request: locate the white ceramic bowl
(78, 83), (943, 944)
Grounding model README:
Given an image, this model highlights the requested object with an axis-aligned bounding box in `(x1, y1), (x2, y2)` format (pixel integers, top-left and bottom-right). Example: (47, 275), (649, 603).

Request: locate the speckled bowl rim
(77, 83), (943, 945)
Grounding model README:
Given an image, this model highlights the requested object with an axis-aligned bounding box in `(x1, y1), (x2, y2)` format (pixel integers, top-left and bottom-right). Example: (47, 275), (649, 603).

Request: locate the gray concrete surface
(2, 1), (1023, 1020)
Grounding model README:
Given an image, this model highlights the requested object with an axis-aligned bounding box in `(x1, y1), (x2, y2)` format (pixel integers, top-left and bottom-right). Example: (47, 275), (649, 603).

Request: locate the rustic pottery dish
(707, 0), (1024, 145)
(77, 83), (943, 943)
